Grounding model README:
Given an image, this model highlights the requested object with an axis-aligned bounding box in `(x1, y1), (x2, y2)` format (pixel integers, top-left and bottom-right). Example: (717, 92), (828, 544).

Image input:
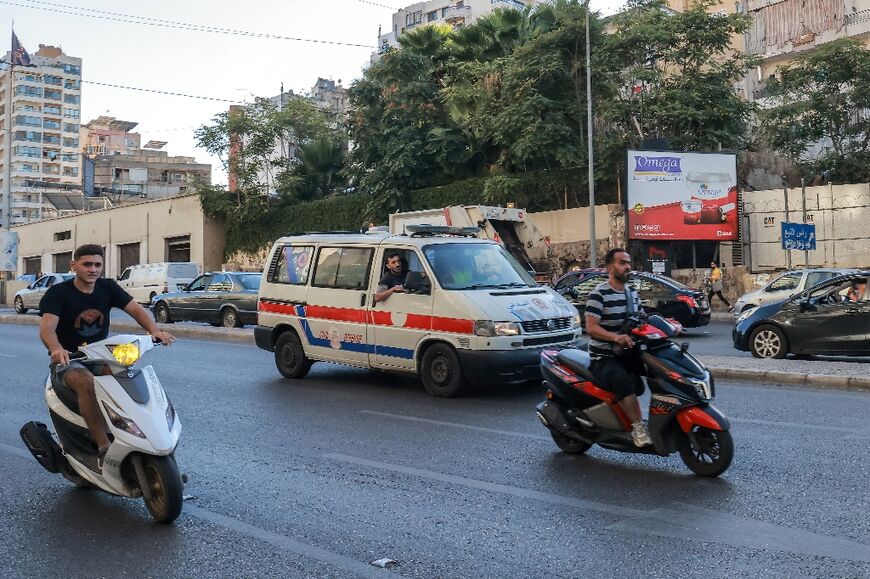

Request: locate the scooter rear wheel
(677, 427), (733, 477)
(550, 431), (592, 455)
(142, 455), (184, 524)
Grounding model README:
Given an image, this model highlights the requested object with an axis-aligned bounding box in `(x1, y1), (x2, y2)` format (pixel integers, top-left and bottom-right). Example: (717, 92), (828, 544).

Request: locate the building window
(24, 256), (42, 275)
(64, 108), (80, 119)
(43, 75), (62, 85)
(54, 230), (72, 241)
(44, 89), (62, 100)
(43, 134), (61, 145)
(14, 146), (41, 158)
(63, 123), (79, 133)
(62, 167), (79, 177)
(14, 131), (42, 142)
(62, 64), (81, 75)
(165, 235), (191, 262)
(15, 86), (42, 97)
(62, 137), (78, 148)
(60, 152), (77, 163)
(43, 119), (61, 130)
(53, 252), (72, 272)
(63, 94), (80, 104)
(64, 79), (80, 90)
(15, 115), (41, 127)
(44, 105), (61, 115)
(428, 10), (438, 21)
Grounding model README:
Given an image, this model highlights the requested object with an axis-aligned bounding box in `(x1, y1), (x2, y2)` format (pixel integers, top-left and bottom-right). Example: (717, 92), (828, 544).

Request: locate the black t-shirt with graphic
(39, 278), (134, 351)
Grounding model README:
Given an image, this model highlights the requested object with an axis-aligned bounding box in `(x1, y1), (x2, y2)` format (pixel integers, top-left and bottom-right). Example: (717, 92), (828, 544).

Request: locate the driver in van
(38, 244), (176, 464)
(374, 251), (407, 303)
(584, 248), (652, 447)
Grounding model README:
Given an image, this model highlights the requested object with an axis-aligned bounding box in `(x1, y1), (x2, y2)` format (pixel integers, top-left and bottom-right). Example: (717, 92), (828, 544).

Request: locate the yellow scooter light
(112, 343), (140, 366)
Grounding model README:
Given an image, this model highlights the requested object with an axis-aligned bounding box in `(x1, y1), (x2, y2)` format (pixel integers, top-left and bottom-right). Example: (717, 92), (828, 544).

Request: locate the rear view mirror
(404, 271), (431, 294)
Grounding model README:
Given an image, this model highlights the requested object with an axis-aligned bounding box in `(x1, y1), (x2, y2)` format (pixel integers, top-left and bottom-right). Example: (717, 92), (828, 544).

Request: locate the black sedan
(151, 272), (261, 328)
(554, 270), (711, 328)
(733, 271), (870, 358)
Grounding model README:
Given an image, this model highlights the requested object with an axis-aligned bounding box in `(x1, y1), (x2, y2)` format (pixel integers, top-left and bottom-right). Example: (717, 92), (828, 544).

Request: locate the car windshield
(236, 273), (261, 290)
(422, 243), (535, 290)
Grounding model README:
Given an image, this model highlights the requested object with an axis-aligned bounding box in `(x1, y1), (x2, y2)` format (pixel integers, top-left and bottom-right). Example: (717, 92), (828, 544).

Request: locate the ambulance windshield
(423, 243), (536, 290)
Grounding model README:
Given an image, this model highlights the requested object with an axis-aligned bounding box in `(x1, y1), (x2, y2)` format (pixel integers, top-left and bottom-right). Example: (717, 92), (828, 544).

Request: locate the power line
(81, 79), (244, 104)
(356, 0), (400, 9)
(1, 0), (377, 49)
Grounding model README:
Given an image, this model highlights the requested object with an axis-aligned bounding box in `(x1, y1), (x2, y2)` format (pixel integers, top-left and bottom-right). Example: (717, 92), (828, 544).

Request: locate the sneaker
(631, 422), (652, 447)
(97, 445), (110, 469)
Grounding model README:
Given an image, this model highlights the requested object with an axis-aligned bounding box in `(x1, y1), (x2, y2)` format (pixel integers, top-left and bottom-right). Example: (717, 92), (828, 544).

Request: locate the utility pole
(585, 0), (597, 267)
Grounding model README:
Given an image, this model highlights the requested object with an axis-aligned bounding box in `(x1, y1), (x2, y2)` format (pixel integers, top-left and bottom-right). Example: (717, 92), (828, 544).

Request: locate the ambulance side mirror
(404, 271), (431, 295)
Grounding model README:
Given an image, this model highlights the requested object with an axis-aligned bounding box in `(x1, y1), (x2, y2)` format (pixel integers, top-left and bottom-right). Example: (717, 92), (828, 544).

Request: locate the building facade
(80, 116), (141, 157)
(1, 44), (82, 227)
(89, 149), (211, 201)
(12, 194), (225, 278)
(377, 0), (539, 52)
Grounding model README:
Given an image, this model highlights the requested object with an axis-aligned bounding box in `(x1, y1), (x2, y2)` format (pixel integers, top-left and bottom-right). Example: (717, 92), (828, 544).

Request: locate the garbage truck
(388, 205), (553, 283)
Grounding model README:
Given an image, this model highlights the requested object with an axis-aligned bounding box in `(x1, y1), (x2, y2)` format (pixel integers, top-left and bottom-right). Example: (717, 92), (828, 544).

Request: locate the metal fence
(741, 183), (870, 272)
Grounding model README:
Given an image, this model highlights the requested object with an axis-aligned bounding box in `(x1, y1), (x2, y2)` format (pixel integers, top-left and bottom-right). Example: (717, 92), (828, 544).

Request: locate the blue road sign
(781, 222), (816, 251)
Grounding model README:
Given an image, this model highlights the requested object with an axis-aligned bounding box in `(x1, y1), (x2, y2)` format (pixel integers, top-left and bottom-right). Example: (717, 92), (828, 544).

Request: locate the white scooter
(20, 334), (185, 524)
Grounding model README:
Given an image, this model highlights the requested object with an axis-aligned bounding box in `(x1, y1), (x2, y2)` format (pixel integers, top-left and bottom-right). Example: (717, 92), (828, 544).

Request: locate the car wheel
(154, 302), (173, 324)
(749, 324), (788, 359)
(221, 307), (240, 328)
(420, 343), (467, 398)
(274, 331), (312, 379)
(14, 296), (27, 314)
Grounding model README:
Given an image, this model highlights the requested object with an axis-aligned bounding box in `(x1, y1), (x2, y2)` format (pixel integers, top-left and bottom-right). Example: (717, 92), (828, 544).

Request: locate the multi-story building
(89, 149), (211, 201)
(310, 77), (348, 118)
(377, 0), (539, 53)
(80, 116), (141, 157)
(0, 44), (82, 227)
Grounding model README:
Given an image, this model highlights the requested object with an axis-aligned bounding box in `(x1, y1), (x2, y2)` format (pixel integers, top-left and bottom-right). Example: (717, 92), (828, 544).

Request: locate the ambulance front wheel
(275, 331), (313, 379)
(421, 343), (467, 398)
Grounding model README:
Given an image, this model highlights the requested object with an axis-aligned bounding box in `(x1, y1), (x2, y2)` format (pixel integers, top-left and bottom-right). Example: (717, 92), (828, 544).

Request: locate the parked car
(14, 273), (74, 313)
(733, 271), (870, 358)
(731, 268), (852, 320)
(151, 272), (261, 328)
(554, 270), (711, 328)
(118, 262), (201, 305)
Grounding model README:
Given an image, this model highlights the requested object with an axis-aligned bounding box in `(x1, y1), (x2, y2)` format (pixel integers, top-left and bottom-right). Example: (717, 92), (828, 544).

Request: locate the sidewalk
(1, 313), (867, 391)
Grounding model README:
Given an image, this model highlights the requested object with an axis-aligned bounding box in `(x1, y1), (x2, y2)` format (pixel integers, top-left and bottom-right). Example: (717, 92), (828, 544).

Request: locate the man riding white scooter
(38, 244), (176, 465)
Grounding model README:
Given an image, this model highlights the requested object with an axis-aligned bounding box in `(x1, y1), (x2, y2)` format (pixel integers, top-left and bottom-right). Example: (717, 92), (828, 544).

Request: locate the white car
(732, 268), (852, 320)
(13, 273), (74, 313)
(117, 262), (201, 305)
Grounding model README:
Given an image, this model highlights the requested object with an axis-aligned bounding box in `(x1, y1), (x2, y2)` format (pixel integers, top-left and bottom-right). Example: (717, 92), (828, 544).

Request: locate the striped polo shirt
(584, 280), (643, 359)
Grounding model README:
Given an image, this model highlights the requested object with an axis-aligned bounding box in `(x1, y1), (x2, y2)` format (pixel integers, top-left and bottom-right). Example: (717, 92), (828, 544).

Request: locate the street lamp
(585, 0), (597, 267)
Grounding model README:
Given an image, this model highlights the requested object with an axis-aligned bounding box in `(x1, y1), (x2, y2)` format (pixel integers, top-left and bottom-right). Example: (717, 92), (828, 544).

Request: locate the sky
(2, 0), (626, 185)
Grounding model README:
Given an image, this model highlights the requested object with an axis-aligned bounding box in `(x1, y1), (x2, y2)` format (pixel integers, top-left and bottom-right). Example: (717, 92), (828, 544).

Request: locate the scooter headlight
(688, 373), (713, 400)
(101, 401), (146, 438)
(112, 343), (140, 366)
(165, 398), (176, 431)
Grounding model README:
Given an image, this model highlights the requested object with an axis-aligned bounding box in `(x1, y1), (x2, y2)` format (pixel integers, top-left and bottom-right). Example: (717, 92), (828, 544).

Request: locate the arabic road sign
(781, 222), (816, 251)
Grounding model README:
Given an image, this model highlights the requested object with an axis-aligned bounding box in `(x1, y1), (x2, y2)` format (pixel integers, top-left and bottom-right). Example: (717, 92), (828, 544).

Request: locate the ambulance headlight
(474, 321), (521, 337)
(572, 314), (582, 329)
(112, 343), (140, 366)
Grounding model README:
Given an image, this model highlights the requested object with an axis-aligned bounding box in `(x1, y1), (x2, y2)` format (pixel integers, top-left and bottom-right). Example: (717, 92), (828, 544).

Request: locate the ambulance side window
(313, 247), (374, 290)
(270, 245), (314, 285)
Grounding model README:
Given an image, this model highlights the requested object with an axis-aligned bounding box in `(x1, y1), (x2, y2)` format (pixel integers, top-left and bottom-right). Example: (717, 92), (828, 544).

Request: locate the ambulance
(254, 226), (581, 397)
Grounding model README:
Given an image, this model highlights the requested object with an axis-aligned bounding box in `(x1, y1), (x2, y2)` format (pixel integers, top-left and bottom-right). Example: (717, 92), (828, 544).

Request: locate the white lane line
(731, 417), (864, 434)
(325, 452), (870, 563)
(359, 410), (550, 441)
(0, 352), (17, 358)
(0, 443), (403, 578)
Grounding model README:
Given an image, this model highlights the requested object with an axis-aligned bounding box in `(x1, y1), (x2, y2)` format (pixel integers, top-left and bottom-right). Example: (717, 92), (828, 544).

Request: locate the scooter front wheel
(550, 431), (592, 455)
(142, 455), (184, 524)
(677, 427), (734, 477)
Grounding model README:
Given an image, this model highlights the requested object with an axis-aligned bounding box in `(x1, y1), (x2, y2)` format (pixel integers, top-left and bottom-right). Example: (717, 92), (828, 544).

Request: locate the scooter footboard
(20, 421), (66, 474)
(676, 404), (730, 433)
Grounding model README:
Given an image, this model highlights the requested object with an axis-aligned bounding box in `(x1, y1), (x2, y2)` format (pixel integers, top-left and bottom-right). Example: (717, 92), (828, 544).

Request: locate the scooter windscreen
(646, 315), (679, 338)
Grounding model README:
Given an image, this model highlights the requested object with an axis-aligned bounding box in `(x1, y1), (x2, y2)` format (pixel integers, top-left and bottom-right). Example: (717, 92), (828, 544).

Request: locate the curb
(1, 314), (866, 392)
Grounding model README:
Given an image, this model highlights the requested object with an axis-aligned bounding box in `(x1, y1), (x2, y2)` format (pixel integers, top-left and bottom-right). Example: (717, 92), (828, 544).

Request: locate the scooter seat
(556, 349), (597, 383)
(50, 369), (81, 415)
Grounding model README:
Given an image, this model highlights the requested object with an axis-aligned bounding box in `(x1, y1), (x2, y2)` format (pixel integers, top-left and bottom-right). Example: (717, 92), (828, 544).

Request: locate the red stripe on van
(259, 300), (294, 314)
(305, 305), (367, 324)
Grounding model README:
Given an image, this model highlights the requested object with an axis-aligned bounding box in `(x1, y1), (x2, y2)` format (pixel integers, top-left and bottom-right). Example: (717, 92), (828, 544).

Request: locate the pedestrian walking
(706, 261), (731, 309)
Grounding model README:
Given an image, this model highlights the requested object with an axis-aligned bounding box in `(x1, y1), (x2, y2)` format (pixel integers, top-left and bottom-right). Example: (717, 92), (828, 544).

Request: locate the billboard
(1, 231), (19, 272)
(627, 150), (738, 240)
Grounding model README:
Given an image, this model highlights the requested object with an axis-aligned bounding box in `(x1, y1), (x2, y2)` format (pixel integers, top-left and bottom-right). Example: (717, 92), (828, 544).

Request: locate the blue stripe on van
(295, 305), (415, 360)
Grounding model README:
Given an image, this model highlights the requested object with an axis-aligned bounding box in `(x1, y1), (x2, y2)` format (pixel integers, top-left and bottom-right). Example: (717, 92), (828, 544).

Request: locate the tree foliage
(758, 38), (870, 183)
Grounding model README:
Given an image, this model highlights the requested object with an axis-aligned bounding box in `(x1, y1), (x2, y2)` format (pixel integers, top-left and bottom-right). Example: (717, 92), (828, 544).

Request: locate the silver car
(13, 273), (74, 313)
(732, 268), (853, 320)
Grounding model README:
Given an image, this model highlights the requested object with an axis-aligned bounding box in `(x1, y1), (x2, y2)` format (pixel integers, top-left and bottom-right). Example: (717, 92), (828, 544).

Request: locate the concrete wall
(10, 195), (225, 279)
(529, 205), (625, 274)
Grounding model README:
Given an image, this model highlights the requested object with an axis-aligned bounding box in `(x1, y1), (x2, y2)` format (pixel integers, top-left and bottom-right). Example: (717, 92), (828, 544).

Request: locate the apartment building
(89, 149), (211, 201)
(0, 44), (82, 227)
(377, 0), (539, 52)
(81, 116), (141, 157)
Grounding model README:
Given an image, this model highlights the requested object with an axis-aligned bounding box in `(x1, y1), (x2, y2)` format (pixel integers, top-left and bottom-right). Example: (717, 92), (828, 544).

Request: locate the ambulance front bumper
(457, 347), (548, 385)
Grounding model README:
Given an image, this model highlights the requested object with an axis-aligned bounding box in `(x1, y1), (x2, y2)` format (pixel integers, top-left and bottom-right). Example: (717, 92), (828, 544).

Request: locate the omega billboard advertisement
(626, 150), (738, 240)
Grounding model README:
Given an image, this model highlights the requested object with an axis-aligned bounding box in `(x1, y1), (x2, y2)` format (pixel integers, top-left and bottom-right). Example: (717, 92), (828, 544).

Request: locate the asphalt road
(2, 324), (869, 577)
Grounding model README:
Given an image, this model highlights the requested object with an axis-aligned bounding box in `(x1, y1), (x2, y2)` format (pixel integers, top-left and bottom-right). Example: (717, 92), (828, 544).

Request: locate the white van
(118, 262), (201, 304)
(254, 226), (582, 397)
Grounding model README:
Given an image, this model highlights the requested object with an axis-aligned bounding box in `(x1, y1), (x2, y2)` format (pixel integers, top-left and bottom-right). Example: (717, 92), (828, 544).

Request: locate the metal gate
(53, 252), (72, 273)
(118, 242), (140, 272)
(23, 257), (42, 275)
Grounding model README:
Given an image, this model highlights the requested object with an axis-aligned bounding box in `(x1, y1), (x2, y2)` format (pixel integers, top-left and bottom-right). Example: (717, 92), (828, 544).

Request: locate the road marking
(325, 452), (870, 562)
(359, 410), (550, 441)
(0, 352), (16, 358)
(0, 443), (403, 578)
(731, 417), (865, 434)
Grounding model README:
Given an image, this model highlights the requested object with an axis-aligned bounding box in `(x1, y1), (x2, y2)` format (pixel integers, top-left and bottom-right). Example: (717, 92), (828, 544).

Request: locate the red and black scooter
(536, 313), (733, 477)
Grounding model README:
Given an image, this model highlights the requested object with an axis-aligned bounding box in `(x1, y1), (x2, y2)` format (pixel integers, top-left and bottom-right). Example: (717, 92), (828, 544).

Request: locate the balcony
(443, 5), (471, 25)
(12, 200), (46, 210)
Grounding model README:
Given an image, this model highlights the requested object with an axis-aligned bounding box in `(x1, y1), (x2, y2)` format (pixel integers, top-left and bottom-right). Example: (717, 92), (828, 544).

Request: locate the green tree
(758, 38), (870, 182)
